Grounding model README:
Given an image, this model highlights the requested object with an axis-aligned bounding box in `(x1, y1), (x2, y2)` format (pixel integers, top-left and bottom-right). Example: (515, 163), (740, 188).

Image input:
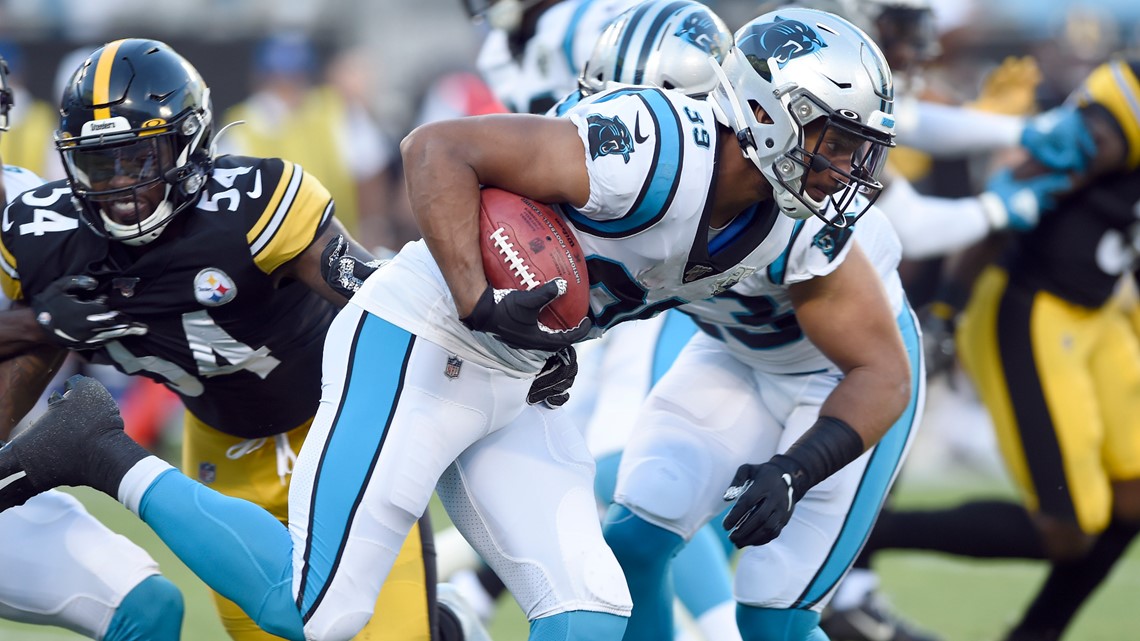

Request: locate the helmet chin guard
(708, 8), (895, 227)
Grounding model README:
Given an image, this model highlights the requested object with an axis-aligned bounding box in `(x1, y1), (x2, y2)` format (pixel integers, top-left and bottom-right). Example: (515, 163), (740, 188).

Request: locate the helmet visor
(63, 136), (173, 195)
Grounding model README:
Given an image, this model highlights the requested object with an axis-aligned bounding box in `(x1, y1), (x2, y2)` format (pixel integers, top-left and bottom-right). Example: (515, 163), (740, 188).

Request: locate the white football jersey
(680, 206), (906, 375)
(355, 87), (796, 376)
(477, 0), (642, 114)
(3, 165), (44, 206)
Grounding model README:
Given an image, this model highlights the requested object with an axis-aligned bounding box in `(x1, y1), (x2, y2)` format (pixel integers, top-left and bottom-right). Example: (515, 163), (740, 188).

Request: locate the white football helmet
(708, 7), (895, 226)
(578, 0), (732, 97)
(463, 0), (547, 34)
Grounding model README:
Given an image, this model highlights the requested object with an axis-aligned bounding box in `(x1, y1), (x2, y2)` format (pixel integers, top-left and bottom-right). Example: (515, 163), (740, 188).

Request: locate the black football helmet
(56, 39), (214, 246)
(0, 55), (13, 132)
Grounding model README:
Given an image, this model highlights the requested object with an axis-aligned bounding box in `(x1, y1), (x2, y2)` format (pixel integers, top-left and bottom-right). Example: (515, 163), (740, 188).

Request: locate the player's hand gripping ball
(478, 188), (590, 331)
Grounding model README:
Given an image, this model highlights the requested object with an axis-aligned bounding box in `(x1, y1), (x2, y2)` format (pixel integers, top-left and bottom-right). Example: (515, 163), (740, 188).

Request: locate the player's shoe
(820, 592), (942, 641)
(438, 582), (493, 641)
(0, 375), (149, 511)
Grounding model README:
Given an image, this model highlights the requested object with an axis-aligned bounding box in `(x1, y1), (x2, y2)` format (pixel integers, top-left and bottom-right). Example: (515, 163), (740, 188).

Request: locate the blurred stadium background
(1, 0), (1139, 639)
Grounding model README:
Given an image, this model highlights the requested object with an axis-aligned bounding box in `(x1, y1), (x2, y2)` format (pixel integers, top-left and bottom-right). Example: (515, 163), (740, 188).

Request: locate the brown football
(478, 187), (589, 330)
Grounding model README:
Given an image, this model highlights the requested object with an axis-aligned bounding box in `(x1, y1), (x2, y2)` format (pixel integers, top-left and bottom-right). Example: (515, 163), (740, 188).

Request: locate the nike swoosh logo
(2, 204), (12, 233)
(246, 170), (262, 199)
(782, 473), (794, 509)
(0, 470), (27, 492)
(634, 113), (650, 144)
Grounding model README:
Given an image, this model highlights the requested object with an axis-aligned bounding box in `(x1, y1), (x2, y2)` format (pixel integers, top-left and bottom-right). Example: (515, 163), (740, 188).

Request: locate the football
(478, 187), (589, 330)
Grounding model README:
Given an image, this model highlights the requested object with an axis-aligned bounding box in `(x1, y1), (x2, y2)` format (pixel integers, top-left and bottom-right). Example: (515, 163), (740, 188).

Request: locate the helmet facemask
(767, 90), (892, 227)
(59, 109), (211, 246)
(708, 9), (896, 227)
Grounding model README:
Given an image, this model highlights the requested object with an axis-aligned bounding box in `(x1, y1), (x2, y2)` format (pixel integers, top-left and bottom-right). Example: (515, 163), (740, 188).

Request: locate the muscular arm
(399, 114), (589, 316)
(789, 245), (911, 448)
(276, 217), (375, 308)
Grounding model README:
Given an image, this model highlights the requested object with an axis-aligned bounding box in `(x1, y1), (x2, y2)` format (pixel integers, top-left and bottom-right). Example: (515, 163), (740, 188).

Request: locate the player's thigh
(437, 404), (632, 621)
(0, 490), (160, 638)
(1092, 310), (1140, 488)
(615, 334), (782, 538)
(290, 308), (530, 634)
(960, 270), (1111, 533)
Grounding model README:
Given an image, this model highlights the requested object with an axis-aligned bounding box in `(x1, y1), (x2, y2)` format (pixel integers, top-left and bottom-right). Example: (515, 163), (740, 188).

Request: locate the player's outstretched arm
(400, 114), (589, 318)
(278, 217), (376, 308)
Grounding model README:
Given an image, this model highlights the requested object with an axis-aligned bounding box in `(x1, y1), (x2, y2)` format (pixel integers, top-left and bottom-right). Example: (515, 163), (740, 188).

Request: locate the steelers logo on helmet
(194, 268), (237, 307)
(54, 38), (215, 246)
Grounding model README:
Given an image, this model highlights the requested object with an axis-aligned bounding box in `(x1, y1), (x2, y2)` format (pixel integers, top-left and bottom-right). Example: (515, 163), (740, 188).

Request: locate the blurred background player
(464, 0), (642, 115)
(852, 57), (1140, 641)
(219, 32), (400, 252)
(0, 38), (465, 641)
(0, 50), (185, 641)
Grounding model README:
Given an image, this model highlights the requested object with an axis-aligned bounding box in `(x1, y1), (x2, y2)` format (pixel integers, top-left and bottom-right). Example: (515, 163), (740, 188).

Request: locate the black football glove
(320, 234), (385, 299)
(460, 281), (592, 351)
(32, 275), (148, 349)
(527, 347), (577, 408)
(722, 455), (806, 548)
(918, 303), (957, 380)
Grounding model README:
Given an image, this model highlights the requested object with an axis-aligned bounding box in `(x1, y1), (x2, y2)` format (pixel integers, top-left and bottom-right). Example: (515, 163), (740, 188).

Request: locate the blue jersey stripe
(298, 314), (412, 616)
(650, 310), (698, 382)
(565, 89), (684, 238)
(766, 219), (805, 285)
(562, 0), (597, 76)
(797, 305), (923, 607)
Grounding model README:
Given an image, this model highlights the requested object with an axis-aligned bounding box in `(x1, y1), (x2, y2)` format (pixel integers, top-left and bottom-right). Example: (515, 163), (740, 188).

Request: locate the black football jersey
(1, 155), (337, 438)
(1004, 167), (1140, 308)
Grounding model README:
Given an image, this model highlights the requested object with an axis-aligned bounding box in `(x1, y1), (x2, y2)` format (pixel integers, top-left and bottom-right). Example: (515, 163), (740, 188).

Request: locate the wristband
(779, 416), (865, 501)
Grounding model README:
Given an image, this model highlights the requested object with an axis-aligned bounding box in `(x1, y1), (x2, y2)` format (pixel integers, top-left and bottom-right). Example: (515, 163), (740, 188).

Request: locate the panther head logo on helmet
(740, 16), (827, 72)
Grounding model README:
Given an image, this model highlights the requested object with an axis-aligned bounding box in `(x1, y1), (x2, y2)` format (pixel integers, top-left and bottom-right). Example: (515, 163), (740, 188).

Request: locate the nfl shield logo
(445, 356), (463, 380)
(198, 462), (217, 484)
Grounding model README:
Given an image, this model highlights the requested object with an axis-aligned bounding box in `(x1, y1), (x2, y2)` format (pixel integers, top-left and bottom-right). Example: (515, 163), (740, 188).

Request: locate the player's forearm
(0, 346), (67, 440)
(0, 307), (53, 359)
(818, 365), (910, 448)
(401, 124), (488, 317)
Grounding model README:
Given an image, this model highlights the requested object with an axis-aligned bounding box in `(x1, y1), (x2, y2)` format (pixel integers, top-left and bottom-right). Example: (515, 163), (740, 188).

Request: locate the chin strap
(707, 56), (766, 171)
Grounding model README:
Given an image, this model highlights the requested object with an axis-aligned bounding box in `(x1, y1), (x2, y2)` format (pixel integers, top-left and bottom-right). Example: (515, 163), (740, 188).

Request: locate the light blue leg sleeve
(737, 605), (828, 641)
(102, 575), (183, 641)
(138, 469), (304, 641)
(673, 523), (734, 618)
(603, 504), (683, 641)
(530, 610), (628, 641)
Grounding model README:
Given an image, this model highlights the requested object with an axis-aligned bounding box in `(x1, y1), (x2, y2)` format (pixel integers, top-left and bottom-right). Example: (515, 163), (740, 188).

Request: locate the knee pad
(616, 454), (703, 524)
(737, 605), (823, 641)
(104, 575), (184, 641)
(530, 610), (628, 641)
(603, 505), (684, 571)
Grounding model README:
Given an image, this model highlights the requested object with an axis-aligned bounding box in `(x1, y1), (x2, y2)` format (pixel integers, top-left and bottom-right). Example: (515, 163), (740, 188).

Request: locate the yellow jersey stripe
(0, 237), (21, 301)
(93, 39), (126, 121)
(248, 164), (332, 274)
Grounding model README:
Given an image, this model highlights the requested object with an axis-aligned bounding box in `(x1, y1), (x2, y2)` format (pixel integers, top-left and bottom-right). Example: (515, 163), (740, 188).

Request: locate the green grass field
(1, 481), (1136, 641)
